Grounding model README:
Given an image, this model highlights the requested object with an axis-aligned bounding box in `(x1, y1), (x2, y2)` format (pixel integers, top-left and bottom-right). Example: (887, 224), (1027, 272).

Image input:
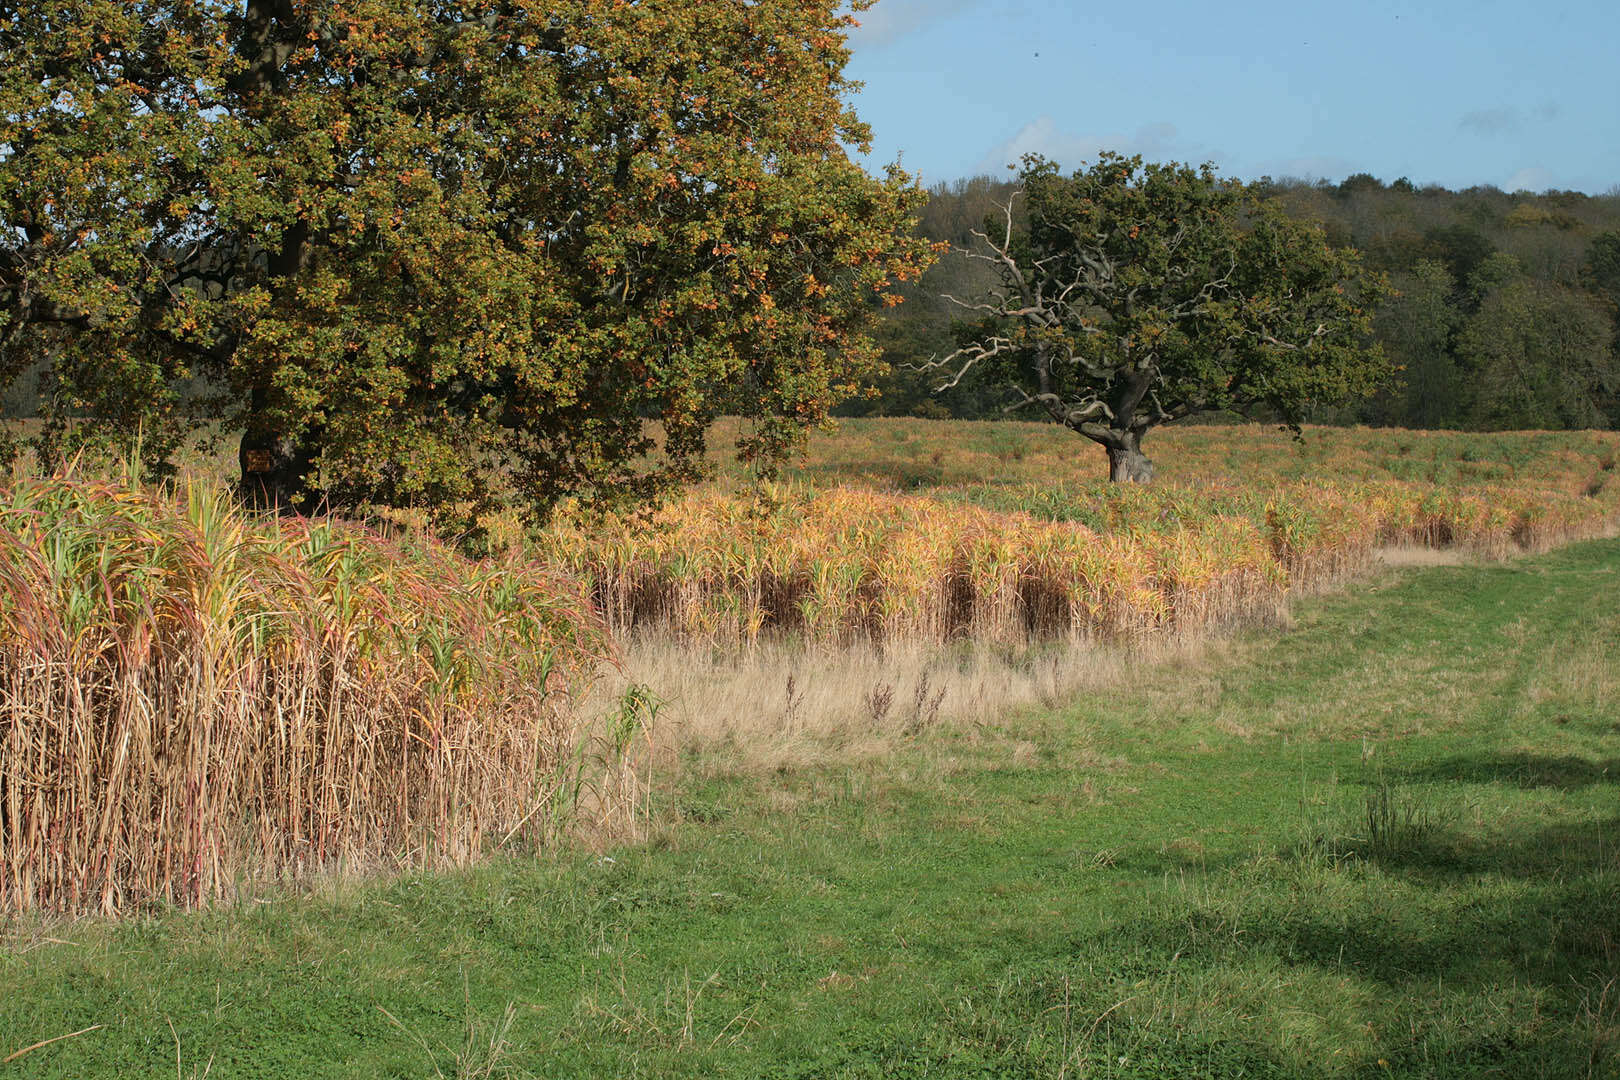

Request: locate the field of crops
(0, 470), (633, 915)
(542, 420), (1620, 646)
(3, 419), (1617, 915)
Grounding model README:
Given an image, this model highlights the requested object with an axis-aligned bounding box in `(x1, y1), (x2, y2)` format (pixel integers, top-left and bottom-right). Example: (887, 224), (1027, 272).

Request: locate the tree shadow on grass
(1300, 813), (1616, 979)
(1401, 752), (1620, 790)
(1064, 814), (1620, 1077)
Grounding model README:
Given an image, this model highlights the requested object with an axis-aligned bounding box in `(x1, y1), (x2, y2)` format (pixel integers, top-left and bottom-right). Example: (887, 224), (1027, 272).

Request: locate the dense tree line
(853, 172), (1620, 431)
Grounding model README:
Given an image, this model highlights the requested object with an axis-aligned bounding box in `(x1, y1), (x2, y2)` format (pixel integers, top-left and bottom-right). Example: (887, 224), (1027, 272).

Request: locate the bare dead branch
(913, 337), (1019, 391)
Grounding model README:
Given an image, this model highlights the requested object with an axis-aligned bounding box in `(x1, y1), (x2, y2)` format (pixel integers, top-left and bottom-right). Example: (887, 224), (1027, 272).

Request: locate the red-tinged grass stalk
(0, 474), (621, 916)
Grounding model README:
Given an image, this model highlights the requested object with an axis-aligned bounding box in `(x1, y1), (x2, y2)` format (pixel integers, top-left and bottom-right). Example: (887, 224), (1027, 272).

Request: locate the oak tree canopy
(1, 0), (929, 532)
(930, 154), (1391, 481)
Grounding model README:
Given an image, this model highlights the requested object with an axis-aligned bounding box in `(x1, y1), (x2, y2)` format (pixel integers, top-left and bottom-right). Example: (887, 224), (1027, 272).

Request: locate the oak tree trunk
(238, 387), (323, 512)
(238, 425), (321, 512)
(1106, 433), (1155, 484)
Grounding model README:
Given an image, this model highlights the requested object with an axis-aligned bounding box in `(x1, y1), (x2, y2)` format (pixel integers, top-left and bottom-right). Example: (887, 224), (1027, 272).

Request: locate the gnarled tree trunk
(1104, 431), (1155, 484)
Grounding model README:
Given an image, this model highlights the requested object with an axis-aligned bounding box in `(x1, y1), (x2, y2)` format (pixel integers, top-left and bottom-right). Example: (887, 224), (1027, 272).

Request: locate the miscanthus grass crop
(0, 472), (626, 916)
(537, 424), (1619, 649)
(538, 487), (1287, 646)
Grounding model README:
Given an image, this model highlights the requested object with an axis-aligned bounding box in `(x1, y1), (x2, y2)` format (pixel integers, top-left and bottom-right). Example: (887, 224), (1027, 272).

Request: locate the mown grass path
(4, 541), (1618, 1078)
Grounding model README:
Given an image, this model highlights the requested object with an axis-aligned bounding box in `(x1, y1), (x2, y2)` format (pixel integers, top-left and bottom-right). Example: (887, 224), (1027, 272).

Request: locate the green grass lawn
(4, 541), (1618, 1078)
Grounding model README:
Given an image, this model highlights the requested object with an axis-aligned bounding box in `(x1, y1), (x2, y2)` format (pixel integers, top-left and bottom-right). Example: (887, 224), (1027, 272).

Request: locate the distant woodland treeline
(855, 173), (1620, 431)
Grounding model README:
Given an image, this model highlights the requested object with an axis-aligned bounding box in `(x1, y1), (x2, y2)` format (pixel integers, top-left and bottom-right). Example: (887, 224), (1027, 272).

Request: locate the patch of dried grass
(586, 631), (1208, 773)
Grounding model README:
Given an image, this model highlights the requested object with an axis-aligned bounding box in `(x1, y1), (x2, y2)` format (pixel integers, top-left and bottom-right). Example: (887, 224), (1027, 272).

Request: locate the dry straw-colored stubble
(587, 630), (1229, 774)
(0, 473), (618, 915)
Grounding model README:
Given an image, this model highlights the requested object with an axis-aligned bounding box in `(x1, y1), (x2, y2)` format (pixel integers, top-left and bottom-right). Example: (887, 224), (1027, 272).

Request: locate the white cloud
(1504, 166), (1557, 193)
(846, 0), (981, 49)
(972, 118), (1194, 175)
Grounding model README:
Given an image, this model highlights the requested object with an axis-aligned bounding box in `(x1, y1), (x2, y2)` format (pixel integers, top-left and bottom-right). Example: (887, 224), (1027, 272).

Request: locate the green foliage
(1585, 230), (1620, 299)
(934, 153), (1391, 477)
(1583, 230), (1620, 425)
(1465, 251), (1525, 300)
(879, 172), (1620, 432)
(1419, 223), (1499, 287)
(1, 0), (931, 525)
(1376, 260), (1463, 428)
(1457, 273), (1617, 430)
(839, 176), (1014, 420)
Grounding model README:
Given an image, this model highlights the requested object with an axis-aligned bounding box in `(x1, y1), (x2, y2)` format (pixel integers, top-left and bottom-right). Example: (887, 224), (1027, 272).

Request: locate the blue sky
(842, 0), (1620, 194)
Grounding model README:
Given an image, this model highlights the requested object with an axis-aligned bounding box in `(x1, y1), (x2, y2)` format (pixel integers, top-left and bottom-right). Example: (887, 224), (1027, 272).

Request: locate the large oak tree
(930, 154), (1390, 481)
(1, 0), (929, 530)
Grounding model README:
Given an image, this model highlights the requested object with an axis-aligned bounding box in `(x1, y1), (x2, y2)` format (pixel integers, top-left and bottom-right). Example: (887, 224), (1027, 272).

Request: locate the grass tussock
(0, 472), (619, 915)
